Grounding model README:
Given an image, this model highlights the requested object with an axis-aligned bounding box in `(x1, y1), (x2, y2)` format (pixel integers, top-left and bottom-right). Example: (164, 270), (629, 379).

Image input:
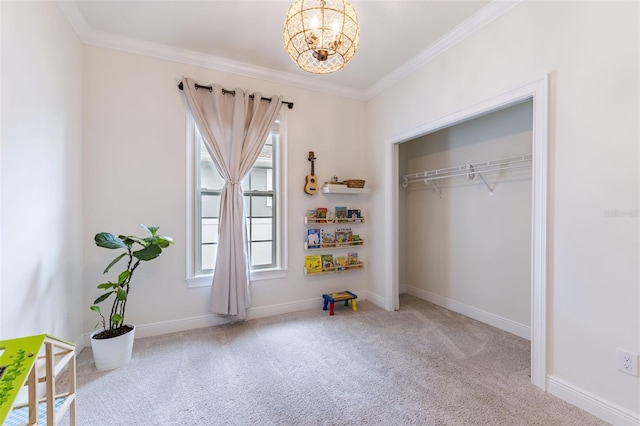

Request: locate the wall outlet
(617, 348), (638, 377)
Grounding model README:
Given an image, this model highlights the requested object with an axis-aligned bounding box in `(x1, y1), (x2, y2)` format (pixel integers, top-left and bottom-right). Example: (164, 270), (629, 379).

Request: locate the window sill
(186, 268), (289, 288)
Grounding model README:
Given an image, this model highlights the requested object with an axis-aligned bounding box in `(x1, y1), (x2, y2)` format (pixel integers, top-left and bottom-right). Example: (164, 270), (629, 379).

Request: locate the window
(186, 115), (288, 287)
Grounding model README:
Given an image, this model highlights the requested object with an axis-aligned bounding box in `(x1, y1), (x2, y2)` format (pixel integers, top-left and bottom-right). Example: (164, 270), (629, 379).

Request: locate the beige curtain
(181, 77), (283, 320)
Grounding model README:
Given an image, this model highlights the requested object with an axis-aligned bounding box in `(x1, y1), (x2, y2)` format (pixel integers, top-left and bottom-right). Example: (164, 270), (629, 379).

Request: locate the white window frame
(185, 112), (288, 288)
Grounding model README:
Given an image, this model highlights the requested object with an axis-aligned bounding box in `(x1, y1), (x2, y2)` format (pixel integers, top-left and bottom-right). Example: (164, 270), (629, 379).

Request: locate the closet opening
(399, 100), (533, 340)
(383, 76), (549, 390)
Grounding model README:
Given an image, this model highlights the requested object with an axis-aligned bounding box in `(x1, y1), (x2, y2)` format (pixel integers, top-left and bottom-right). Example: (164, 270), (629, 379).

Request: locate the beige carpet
(68, 294), (607, 425)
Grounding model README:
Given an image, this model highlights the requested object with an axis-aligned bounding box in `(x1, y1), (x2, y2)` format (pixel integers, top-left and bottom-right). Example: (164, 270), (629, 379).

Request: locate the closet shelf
(401, 154), (532, 195)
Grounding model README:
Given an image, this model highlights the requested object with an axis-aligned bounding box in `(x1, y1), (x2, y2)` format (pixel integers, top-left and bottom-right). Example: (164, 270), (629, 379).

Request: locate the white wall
(82, 46), (369, 335)
(367, 0), (639, 418)
(0, 1), (84, 342)
(400, 102), (532, 330)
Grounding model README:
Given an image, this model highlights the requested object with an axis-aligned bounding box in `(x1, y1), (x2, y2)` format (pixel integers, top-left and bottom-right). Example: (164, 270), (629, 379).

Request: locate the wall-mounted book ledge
(304, 262), (364, 275)
(321, 185), (371, 194)
(401, 154), (532, 196)
(304, 217), (365, 225)
(304, 240), (364, 250)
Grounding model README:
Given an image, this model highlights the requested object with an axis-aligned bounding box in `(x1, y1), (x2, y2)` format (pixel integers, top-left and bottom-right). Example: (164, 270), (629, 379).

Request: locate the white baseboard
(547, 376), (640, 426)
(82, 313), (230, 347)
(365, 291), (386, 309)
(74, 334), (86, 354)
(83, 291), (369, 347)
(407, 285), (531, 340)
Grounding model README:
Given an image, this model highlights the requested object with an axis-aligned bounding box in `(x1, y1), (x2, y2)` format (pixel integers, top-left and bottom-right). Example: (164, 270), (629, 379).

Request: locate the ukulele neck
(308, 151), (316, 175)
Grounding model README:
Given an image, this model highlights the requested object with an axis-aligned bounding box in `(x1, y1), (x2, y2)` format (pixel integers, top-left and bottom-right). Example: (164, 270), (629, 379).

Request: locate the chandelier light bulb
(283, 0), (360, 74)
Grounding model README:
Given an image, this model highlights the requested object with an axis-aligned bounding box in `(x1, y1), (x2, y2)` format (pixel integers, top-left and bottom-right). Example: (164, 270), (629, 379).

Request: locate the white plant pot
(90, 325), (136, 371)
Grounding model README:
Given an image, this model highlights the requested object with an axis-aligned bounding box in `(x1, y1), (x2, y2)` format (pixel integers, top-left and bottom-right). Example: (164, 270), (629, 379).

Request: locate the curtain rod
(178, 82), (293, 109)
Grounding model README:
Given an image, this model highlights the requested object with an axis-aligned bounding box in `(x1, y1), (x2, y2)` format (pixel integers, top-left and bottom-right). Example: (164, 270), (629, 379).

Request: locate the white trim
(82, 291), (370, 345)
(276, 111), (289, 273)
(407, 286), (531, 340)
(55, 0), (363, 100)
(184, 114), (288, 285)
(185, 112), (197, 280)
(186, 268), (289, 289)
(385, 75), (549, 390)
(384, 142), (400, 311)
(364, 0), (523, 100)
(530, 76), (549, 391)
(55, 0), (91, 37)
(56, 0), (520, 102)
(547, 376), (640, 426)
(364, 291), (386, 310)
(73, 334), (86, 355)
(83, 313), (231, 346)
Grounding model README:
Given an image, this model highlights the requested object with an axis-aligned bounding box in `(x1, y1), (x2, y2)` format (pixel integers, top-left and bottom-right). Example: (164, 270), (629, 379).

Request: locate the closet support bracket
(476, 172), (494, 195)
(427, 180), (441, 196)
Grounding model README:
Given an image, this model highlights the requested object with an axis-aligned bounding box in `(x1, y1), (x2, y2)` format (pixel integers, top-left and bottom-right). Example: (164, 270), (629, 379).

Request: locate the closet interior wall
(399, 101), (534, 333)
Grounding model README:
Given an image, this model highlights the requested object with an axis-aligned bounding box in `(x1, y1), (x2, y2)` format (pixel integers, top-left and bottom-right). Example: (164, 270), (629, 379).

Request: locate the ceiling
(60, 1), (494, 99)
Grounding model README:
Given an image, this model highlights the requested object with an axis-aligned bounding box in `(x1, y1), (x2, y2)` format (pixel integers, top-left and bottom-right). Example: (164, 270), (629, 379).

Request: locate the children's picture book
(306, 209), (317, 220)
(306, 228), (321, 248)
(334, 256), (348, 271)
(347, 252), (359, 265)
(350, 234), (362, 245)
(335, 228), (352, 245)
(335, 206), (348, 220)
(347, 209), (361, 222)
(321, 230), (335, 247)
(321, 254), (334, 271)
(305, 255), (322, 273)
(316, 207), (328, 222)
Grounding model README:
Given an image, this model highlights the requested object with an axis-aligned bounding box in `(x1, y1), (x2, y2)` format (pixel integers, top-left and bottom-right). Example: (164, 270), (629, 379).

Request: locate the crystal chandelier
(283, 0), (360, 74)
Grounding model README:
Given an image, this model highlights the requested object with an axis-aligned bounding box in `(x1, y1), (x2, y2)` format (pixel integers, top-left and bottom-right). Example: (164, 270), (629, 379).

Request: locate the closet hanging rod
(401, 154), (532, 188)
(178, 82), (294, 109)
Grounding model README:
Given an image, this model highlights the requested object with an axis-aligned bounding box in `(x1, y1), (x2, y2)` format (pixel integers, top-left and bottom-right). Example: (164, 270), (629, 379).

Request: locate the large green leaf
(97, 282), (116, 290)
(119, 236), (139, 247)
(142, 224), (159, 236)
(143, 236), (168, 248)
(103, 252), (127, 274)
(133, 244), (162, 261)
(118, 270), (130, 284)
(155, 236), (174, 248)
(93, 291), (114, 304)
(95, 232), (127, 249)
(116, 287), (127, 301)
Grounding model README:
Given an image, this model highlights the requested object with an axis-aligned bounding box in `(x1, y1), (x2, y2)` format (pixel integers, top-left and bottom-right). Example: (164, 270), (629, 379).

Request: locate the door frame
(383, 75), (549, 390)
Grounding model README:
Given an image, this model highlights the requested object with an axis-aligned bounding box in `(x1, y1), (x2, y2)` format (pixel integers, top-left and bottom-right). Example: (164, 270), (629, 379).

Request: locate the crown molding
(56, 0), (521, 103)
(364, 0), (523, 101)
(87, 29), (367, 101)
(55, 1), (366, 100)
(56, 0), (91, 37)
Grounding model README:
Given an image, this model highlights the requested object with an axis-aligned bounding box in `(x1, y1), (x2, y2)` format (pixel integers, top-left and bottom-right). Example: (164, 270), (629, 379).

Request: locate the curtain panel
(181, 77), (283, 320)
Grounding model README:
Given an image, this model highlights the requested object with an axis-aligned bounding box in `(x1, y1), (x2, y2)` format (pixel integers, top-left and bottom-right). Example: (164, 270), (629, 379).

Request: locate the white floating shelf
(321, 185), (371, 194)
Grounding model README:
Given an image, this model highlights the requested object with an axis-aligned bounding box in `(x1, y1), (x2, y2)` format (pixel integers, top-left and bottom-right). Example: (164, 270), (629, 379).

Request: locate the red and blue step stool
(322, 291), (357, 315)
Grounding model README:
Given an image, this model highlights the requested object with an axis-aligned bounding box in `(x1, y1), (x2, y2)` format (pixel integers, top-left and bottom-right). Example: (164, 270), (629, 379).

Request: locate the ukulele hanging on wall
(304, 151), (319, 195)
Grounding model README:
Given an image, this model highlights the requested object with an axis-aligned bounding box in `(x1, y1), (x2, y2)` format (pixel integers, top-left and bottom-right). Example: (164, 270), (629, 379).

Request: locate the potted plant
(90, 224), (174, 370)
